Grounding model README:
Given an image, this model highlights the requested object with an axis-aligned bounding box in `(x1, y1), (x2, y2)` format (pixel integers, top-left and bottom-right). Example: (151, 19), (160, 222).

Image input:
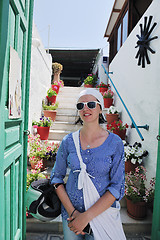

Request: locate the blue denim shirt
(50, 131), (125, 220)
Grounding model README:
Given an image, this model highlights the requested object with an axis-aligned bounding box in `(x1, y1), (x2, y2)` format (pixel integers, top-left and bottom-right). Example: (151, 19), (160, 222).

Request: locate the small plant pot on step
(46, 95), (57, 105)
(51, 84), (60, 94)
(43, 110), (57, 122)
(106, 113), (119, 124)
(126, 198), (147, 220)
(103, 98), (113, 108)
(37, 126), (50, 140)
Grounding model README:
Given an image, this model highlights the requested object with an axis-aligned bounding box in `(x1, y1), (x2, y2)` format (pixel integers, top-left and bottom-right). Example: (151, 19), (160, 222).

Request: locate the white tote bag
(72, 131), (126, 240)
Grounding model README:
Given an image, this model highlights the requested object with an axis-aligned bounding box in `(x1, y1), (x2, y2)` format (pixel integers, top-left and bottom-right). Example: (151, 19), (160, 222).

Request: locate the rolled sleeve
(107, 139), (125, 201)
(50, 136), (68, 185)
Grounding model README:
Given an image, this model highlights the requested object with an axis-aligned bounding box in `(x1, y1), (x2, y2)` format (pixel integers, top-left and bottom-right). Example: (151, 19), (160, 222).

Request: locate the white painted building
(28, 22), (52, 131)
(104, 0), (160, 182)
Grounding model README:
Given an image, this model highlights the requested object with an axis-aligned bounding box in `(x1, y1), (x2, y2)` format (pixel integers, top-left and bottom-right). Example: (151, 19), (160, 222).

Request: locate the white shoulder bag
(72, 130), (126, 240)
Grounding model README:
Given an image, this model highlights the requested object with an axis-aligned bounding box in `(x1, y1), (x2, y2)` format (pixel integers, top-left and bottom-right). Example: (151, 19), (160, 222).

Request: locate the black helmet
(26, 179), (61, 222)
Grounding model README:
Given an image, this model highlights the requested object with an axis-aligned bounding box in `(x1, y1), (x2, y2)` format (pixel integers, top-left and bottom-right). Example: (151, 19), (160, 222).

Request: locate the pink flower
(33, 125), (38, 128)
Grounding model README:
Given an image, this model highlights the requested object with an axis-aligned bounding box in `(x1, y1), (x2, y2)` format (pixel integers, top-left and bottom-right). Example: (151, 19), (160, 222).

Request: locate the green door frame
(151, 114), (160, 239)
(0, 0), (34, 239)
(22, 0), (34, 238)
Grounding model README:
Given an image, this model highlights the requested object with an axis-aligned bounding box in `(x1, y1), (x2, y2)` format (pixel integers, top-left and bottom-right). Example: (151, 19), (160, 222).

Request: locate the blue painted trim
(102, 64), (145, 141)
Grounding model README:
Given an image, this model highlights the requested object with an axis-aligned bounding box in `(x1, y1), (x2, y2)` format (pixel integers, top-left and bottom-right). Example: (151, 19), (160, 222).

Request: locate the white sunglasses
(76, 101), (100, 111)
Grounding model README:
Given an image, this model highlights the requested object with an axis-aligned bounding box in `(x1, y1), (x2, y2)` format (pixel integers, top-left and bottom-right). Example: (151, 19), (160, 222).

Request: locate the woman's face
(77, 94), (102, 124)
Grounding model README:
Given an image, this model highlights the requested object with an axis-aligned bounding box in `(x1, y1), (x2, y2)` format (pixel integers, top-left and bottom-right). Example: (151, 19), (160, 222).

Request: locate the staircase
(26, 86), (152, 237)
(48, 86), (83, 142)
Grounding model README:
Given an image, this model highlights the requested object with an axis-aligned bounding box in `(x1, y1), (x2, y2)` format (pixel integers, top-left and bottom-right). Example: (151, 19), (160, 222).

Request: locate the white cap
(77, 88), (104, 110)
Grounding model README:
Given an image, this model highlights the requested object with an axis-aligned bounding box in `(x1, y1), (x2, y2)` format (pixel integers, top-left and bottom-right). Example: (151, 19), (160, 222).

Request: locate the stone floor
(26, 233), (151, 240)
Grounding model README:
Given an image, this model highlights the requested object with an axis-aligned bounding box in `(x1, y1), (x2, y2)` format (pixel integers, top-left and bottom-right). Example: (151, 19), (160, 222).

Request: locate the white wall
(109, 0), (160, 182)
(28, 22), (52, 131)
(93, 49), (108, 85)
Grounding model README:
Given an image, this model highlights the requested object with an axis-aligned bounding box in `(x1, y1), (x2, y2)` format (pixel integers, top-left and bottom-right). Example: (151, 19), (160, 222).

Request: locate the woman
(50, 88), (126, 240)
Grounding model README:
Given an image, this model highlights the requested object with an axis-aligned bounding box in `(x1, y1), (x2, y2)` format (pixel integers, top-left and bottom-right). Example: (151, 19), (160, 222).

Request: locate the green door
(151, 115), (160, 239)
(0, 0), (34, 239)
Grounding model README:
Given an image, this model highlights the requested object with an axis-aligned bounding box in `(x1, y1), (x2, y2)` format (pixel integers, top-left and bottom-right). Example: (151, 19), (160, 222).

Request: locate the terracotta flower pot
(125, 160), (141, 173)
(113, 128), (126, 140)
(46, 95), (57, 104)
(106, 113), (119, 124)
(84, 84), (93, 88)
(99, 87), (109, 93)
(126, 198), (147, 220)
(51, 84), (60, 94)
(103, 98), (113, 108)
(37, 126), (50, 140)
(43, 110), (57, 122)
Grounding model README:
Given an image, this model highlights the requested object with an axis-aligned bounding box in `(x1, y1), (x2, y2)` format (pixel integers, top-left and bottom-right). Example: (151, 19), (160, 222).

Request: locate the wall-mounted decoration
(8, 46), (22, 119)
(135, 16), (158, 68)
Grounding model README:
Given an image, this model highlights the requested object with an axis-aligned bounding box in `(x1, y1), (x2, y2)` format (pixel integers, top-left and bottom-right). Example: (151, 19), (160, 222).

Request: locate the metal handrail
(102, 64), (149, 141)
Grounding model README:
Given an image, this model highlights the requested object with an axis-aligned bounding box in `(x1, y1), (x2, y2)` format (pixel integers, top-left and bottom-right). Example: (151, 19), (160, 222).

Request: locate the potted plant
(42, 101), (59, 121)
(84, 73), (98, 88)
(96, 82), (110, 93)
(28, 134), (59, 169)
(46, 88), (57, 105)
(51, 79), (64, 94)
(32, 116), (53, 140)
(125, 166), (155, 219)
(106, 106), (119, 124)
(107, 120), (129, 140)
(52, 62), (63, 83)
(124, 141), (149, 173)
(102, 89), (114, 108)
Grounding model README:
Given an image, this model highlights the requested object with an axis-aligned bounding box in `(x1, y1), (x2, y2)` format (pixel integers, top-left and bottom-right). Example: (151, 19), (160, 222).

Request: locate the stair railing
(102, 64), (149, 141)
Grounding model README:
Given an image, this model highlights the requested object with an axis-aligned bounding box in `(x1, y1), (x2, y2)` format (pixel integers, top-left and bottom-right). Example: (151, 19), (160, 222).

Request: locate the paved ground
(26, 233), (151, 240)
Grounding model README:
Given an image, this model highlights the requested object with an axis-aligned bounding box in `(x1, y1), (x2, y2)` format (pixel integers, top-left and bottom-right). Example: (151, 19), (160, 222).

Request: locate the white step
(55, 113), (79, 122)
(57, 96), (78, 104)
(51, 121), (82, 131)
(57, 107), (78, 115)
(48, 130), (71, 141)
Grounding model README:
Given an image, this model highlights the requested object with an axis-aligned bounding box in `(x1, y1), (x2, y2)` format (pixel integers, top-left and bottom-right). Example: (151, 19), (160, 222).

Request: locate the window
(116, 10), (128, 51)
(117, 24), (121, 51)
(122, 11), (128, 44)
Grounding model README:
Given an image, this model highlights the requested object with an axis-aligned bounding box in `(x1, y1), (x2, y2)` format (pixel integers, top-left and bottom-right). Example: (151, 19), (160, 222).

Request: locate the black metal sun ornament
(135, 16), (158, 68)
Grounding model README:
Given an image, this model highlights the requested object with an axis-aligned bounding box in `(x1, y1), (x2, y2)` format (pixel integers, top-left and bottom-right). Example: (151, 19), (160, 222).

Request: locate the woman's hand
(67, 210), (89, 235)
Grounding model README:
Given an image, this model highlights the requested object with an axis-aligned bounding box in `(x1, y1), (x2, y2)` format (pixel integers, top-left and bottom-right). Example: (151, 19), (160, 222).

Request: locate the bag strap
(72, 130), (85, 167)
